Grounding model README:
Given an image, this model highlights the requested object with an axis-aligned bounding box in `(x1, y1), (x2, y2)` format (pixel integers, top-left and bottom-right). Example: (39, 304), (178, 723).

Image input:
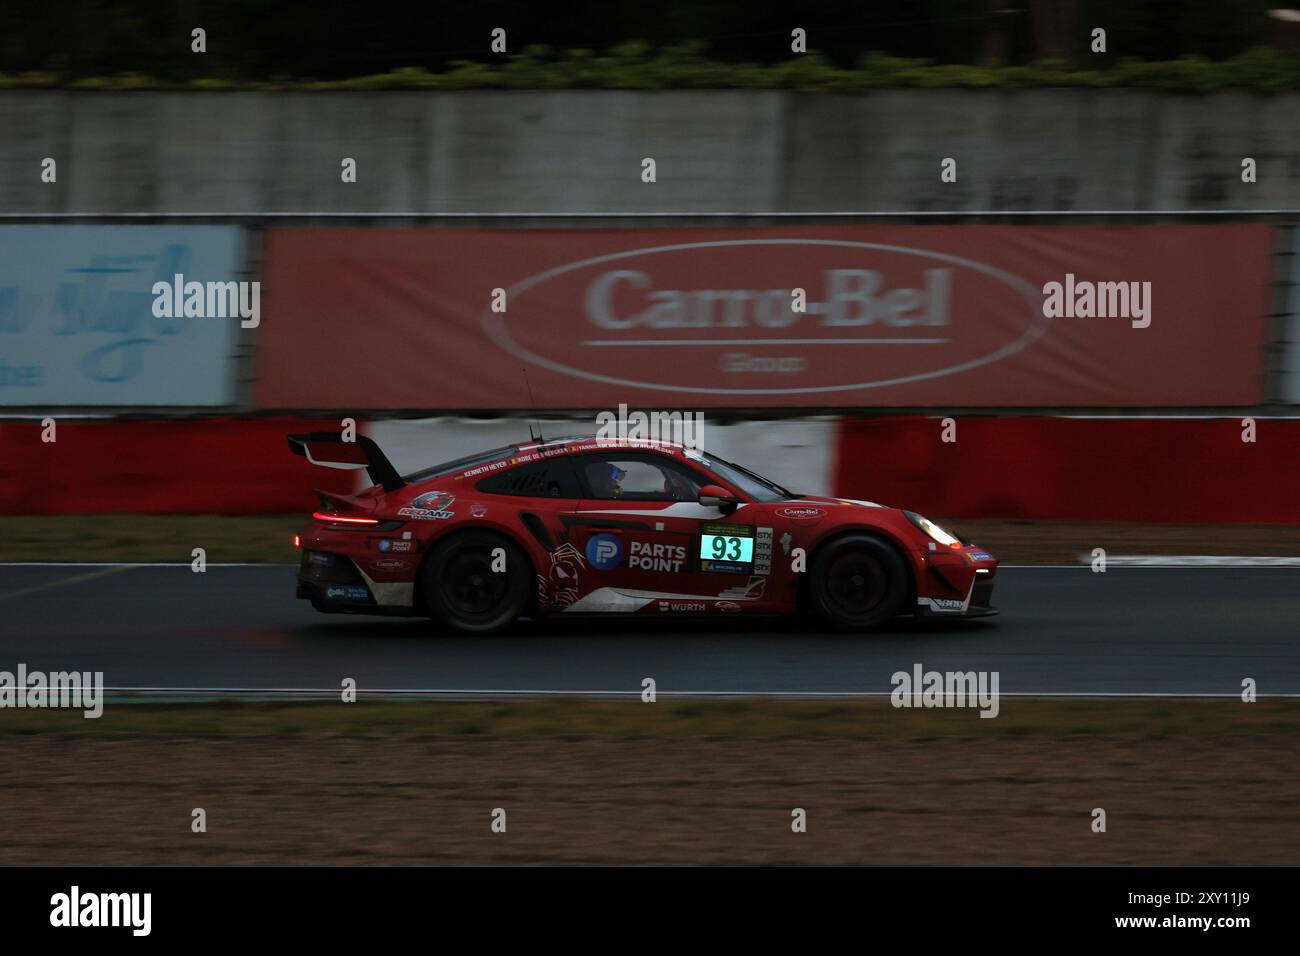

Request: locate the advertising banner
(0, 226), (243, 407)
(256, 225), (1271, 408)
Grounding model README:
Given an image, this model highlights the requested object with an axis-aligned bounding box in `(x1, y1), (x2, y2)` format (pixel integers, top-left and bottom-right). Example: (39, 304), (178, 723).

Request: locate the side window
(476, 459), (580, 498)
(576, 455), (706, 502)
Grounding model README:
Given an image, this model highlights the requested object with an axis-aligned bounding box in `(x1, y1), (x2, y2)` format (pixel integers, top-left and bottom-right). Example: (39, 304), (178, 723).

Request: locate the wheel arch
(799, 525), (918, 614)
(412, 523), (541, 616)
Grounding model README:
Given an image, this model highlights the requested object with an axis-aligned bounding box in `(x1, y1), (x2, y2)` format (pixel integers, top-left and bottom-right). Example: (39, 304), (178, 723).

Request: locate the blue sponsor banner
(0, 226), (242, 406)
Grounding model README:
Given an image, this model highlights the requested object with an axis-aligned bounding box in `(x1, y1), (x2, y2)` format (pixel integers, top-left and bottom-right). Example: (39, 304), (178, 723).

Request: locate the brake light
(293, 534), (301, 548)
(312, 511), (380, 525)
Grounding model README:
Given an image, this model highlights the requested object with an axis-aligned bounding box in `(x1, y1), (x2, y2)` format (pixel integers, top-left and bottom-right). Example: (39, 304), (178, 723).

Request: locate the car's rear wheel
(807, 533), (908, 631)
(421, 531), (531, 634)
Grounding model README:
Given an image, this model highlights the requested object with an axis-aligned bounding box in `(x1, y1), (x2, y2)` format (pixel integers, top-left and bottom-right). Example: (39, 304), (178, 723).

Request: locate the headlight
(903, 511), (961, 547)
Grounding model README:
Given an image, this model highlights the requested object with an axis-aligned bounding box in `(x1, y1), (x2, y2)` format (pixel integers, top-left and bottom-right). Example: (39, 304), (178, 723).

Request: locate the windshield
(698, 452), (794, 503)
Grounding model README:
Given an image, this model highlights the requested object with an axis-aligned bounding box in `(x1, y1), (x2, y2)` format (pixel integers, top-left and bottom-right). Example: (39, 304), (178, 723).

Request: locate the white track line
(1075, 555), (1300, 567)
(0, 562), (298, 567)
(93, 688), (1300, 699)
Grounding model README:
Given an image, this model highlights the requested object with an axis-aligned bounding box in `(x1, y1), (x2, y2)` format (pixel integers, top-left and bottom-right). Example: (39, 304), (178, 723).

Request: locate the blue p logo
(586, 533), (624, 570)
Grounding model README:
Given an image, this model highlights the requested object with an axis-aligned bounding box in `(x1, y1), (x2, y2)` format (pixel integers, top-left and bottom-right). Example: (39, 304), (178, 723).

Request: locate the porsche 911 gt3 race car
(289, 432), (998, 633)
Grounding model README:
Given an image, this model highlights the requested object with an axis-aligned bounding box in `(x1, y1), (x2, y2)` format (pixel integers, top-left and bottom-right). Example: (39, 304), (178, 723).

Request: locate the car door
(565, 450), (762, 612)
(471, 454), (585, 610)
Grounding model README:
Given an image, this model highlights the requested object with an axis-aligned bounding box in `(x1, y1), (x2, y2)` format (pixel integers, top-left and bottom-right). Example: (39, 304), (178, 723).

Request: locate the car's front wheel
(807, 533), (908, 631)
(421, 531), (531, 634)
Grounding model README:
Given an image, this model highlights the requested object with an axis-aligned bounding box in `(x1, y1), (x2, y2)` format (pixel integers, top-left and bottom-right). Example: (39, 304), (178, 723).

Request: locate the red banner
(255, 226), (1271, 409)
(0, 418), (352, 515)
(835, 416), (1300, 523)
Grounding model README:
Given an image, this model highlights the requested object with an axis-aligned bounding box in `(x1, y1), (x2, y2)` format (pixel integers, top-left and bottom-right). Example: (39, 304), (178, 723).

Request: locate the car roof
(518, 434), (695, 457)
(404, 434), (701, 484)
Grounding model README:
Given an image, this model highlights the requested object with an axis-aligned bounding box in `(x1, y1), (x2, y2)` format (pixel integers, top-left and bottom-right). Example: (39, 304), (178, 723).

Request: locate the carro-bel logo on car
(776, 506), (826, 522)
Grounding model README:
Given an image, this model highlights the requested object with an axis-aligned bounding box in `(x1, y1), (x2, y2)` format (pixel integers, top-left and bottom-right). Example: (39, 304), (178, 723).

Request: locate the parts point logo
(586, 533), (624, 570)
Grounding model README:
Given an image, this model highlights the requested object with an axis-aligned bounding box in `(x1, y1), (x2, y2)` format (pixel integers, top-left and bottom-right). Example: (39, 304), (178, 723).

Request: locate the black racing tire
(807, 533), (909, 632)
(421, 531), (531, 634)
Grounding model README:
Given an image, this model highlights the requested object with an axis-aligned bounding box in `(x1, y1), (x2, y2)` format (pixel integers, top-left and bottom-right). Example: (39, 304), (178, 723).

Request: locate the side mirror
(698, 484), (739, 514)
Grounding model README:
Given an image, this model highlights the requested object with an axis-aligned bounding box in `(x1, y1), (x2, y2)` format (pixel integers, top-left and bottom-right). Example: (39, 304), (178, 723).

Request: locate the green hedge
(4, 44), (1300, 92)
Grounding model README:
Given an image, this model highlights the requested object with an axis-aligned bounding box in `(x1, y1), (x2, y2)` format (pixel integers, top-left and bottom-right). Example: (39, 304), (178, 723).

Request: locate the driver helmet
(602, 463), (627, 497)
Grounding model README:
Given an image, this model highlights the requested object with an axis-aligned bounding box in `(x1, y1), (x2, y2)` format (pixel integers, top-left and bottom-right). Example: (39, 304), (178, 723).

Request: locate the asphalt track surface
(1, 565), (1297, 696)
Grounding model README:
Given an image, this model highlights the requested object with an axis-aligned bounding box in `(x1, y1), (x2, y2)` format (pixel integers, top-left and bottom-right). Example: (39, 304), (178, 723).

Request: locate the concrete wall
(3, 90), (1298, 214)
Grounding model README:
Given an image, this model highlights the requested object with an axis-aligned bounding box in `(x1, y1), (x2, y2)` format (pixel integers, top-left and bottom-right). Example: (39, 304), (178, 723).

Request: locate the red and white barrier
(3, 414), (1296, 523)
(835, 416), (1300, 523)
(0, 418), (352, 515)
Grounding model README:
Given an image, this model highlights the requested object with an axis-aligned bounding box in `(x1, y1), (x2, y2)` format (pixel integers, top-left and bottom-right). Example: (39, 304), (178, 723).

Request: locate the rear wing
(286, 432), (406, 492)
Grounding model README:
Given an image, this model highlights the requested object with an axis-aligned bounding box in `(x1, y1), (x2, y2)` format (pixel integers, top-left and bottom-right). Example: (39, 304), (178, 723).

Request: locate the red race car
(289, 432), (998, 633)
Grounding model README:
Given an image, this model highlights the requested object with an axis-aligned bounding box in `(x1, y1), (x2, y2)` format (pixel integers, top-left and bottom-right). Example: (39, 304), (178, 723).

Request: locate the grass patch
(0, 514), (302, 563)
(2, 697), (1299, 738)
(4, 46), (1300, 92)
